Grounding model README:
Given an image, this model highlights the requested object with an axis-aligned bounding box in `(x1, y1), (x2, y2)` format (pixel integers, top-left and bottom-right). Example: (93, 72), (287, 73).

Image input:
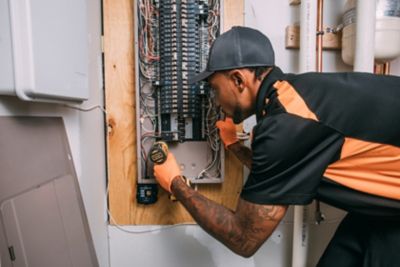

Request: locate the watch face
(182, 176), (191, 186)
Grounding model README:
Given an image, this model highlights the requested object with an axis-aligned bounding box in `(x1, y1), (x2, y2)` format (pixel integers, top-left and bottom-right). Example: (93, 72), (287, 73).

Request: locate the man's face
(208, 72), (246, 123)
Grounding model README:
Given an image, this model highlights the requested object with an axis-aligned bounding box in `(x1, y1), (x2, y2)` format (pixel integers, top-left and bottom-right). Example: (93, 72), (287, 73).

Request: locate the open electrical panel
(135, 0), (223, 188)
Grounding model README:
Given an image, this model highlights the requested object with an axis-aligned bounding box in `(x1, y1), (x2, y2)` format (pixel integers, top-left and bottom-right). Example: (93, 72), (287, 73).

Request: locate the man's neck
(253, 67), (273, 102)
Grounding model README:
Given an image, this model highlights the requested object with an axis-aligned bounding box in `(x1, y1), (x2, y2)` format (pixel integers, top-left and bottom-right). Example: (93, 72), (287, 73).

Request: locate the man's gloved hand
(153, 152), (181, 193)
(215, 117), (239, 148)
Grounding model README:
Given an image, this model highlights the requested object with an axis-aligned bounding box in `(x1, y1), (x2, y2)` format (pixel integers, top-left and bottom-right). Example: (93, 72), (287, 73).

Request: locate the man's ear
(228, 70), (245, 92)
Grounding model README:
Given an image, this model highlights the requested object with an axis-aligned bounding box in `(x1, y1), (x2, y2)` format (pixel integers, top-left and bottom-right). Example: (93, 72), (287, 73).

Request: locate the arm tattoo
(171, 177), (287, 257)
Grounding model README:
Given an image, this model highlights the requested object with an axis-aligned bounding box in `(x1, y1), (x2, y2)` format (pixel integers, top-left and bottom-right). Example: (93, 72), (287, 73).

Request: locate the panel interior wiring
(136, 0), (223, 185)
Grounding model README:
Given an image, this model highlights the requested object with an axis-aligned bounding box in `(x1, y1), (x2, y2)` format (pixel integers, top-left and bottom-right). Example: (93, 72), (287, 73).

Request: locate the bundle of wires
(196, 0), (222, 180)
(208, 0), (220, 41)
(138, 0), (159, 80)
(197, 93), (222, 179)
(138, 0), (160, 175)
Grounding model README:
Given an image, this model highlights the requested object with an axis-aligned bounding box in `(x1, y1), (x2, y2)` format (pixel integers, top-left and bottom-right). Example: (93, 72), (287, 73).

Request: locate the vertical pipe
(299, 0), (317, 72)
(316, 0), (324, 72)
(384, 62), (391, 75)
(292, 206), (309, 267)
(374, 63), (382, 74)
(314, 0), (325, 225)
(353, 0), (376, 73)
(293, 1), (317, 267)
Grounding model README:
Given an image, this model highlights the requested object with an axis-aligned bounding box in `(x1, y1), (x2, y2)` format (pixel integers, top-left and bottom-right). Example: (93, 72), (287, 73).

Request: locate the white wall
(0, 0), (109, 266)
(109, 201), (346, 267)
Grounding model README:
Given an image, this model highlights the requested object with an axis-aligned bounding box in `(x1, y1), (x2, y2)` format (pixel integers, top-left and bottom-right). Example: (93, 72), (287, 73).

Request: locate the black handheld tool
(137, 141), (168, 205)
(149, 141), (169, 164)
(149, 141), (180, 201)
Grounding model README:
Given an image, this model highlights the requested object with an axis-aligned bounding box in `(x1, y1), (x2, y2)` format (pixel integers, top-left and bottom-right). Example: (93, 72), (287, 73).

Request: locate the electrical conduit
(354, 0), (376, 72)
(292, 0), (317, 266)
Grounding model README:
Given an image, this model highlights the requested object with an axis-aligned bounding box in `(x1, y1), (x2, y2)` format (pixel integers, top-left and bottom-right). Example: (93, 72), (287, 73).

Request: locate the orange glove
(153, 152), (181, 193)
(215, 117), (239, 148)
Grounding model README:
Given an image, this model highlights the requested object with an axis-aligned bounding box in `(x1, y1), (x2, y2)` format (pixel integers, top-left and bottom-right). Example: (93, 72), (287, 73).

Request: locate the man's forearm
(227, 142), (252, 169)
(171, 177), (253, 256)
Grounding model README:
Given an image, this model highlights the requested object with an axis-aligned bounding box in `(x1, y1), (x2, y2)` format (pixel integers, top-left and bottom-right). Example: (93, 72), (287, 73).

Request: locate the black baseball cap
(189, 26), (275, 84)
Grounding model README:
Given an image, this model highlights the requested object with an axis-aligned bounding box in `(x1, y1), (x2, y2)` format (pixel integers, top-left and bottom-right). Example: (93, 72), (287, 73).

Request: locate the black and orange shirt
(240, 67), (400, 216)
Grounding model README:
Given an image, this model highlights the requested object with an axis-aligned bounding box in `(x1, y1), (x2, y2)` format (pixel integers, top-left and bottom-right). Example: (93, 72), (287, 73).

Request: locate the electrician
(154, 26), (400, 266)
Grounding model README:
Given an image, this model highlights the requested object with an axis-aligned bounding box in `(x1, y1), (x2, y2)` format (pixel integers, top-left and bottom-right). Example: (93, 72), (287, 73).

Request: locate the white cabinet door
(0, 0), (89, 102)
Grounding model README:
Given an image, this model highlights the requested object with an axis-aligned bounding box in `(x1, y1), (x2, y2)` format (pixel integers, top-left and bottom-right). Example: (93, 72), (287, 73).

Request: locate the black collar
(255, 66), (286, 121)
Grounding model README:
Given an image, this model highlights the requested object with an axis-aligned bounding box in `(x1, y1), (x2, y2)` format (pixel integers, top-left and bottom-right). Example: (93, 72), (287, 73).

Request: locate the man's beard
(232, 106), (244, 124)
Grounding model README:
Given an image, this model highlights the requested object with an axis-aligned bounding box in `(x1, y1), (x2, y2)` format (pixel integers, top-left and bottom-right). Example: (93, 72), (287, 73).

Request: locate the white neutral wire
(63, 104), (107, 114)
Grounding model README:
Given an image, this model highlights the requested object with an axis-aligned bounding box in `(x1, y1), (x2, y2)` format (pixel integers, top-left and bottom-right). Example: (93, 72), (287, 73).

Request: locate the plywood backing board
(104, 0), (244, 225)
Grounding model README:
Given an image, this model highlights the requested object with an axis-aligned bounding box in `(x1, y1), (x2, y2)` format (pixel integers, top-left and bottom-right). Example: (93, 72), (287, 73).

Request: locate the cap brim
(189, 70), (214, 84)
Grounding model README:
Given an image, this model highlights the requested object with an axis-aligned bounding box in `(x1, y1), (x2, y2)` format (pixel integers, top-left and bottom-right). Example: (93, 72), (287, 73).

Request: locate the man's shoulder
(253, 113), (331, 145)
(285, 71), (400, 88)
(284, 71), (348, 85)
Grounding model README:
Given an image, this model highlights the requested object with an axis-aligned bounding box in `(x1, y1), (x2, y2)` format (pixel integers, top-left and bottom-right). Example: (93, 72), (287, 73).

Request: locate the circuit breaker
(135, 0), (223, 185)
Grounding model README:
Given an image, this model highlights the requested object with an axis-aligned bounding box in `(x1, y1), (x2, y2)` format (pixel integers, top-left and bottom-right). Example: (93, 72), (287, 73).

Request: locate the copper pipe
(374, 63), (383, 75)
(383, 62), (391, 75)
(315, 0), (324, 225)
(315, 0), (324, 224)
(316, 0), (324, 72)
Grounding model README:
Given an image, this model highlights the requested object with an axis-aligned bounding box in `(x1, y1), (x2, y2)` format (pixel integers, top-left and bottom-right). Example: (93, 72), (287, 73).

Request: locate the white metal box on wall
(0, 0), (89, 102)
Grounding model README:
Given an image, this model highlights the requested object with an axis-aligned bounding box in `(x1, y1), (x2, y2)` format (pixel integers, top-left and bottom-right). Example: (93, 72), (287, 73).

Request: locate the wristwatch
(180, 175), (191, 187)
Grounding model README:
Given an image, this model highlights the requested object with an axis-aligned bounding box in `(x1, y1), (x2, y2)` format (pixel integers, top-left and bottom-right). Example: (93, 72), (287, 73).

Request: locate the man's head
(208, 67), (272, 123)
(190, 26), (275, 123)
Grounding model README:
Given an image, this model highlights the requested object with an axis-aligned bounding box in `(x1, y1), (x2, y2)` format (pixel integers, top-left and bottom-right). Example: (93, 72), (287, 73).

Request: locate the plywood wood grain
(104, 0), (244, 225)
(223, 0), (244, 32)
(104, 0), (136, 225)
